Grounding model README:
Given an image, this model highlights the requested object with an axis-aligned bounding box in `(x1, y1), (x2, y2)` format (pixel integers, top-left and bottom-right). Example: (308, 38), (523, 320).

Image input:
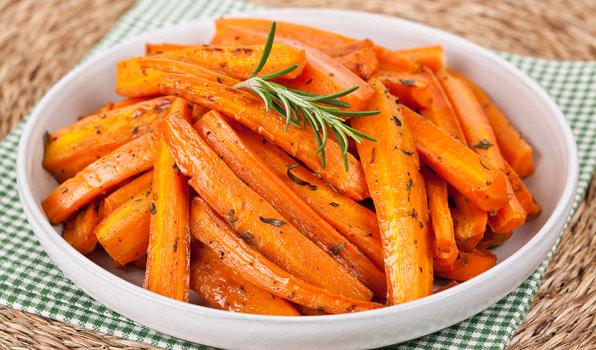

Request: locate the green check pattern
(0, 0), (594, 349)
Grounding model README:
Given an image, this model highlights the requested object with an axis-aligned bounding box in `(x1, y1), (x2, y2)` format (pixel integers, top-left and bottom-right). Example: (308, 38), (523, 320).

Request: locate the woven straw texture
(0, 0), (595, 349)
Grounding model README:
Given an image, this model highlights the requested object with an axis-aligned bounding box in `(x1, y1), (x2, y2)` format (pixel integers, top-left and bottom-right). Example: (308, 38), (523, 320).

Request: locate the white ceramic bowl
(17, 9), (578, 350)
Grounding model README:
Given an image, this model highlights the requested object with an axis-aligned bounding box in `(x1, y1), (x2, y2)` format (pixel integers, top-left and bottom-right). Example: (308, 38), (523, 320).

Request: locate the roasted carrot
(138, 56), (240, 85)
(190, 241), (300, 316)
(421, 167), (458, 272)
(434, 247), (497, 281)
(438, 70), (526, 233)
(352, 78), (433, 305)
(195, 111), (386, 299)
(400, 106), (509, 211)
(503, 160), (541, 221)
(479, 228), (513, 248)
(234, 123), (384, 270)
(373, 46), (419, 73)
(62, 200), (99, 254)
(159, 73), (370, 201)
(42, 132), (158, 225)
(321, 39), (375, 58)
(452, 71), (534, 178)
(43, 96), (172, 182)
(374, 70), (429, 107)
(116, 58), (164, 97)
(395, 46), (446, 73)
(335, 47), (379, 80)
(292, 304), (328, 316)
(146, 43), (193, 56)
(158, 115), (373, 301)
(448, 185), (488, 251)
(95, 189), (152, 266)
(190, 197), (382, 313)
(210, 22), (375, 111)
(144, 99), (192, 301)
(99, 170), (153, 220)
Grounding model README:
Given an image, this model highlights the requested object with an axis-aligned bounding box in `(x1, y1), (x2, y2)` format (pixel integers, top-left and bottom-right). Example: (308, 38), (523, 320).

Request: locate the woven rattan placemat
(1, 0), (595, 349)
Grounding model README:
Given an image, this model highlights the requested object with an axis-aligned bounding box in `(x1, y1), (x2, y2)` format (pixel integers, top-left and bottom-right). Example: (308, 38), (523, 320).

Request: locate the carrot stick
(116, 58), (163, 97)
(395, 46), (446, 73)
(452, 71), (534, 178)
(503, 160), (541, 221)
(42, 132), (159, 225)
(434, 247), (497, 281)
(400, 106), (509, 212)
(158, 115), (373, 301)
(421, 167), (458, 272)
(210, 22), (375, 111)
(335, 46), (379, 80)
(448, 185), (488, 251)
(99, 170), (153, 220)
(190, 197), (383, 314)
(195, 111), (386, 299)
(234, 124), (384, 270)
(95, 189), (152, 266)
(438, 70), (526, 233)
(352, 78), (433, 304)
(190, 241), (300, 316)
(144, 98), (192, 301)
(62, 200), (99, 254)
(159, 73), (370, 201)
(374, 70), (429, 107)
(43, 96), (172, 182)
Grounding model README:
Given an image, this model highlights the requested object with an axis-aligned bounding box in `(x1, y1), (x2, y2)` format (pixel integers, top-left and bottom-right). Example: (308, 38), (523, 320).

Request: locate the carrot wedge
(159, 73), (370, 201)
(321, 39), (375, 58)
(157, 115), (373, 301)
(400, 106), (509, 212)
(42, 132), (159, 225)
(195, 111), (386, 299)
(448, 185), (488, 251)
(234, 124), (384, 270)
(352, 78), (433, 305)
(480, 228), (513, 248)
(374, 70), (430, 107)
(190, 241), (300, 316)
(395, 46), (446, 73)
(336, 47), (379, 80)
(62, 201), (99, 254)
(421, 167), (458, 272)
(144, 99), (192, 302)
(503, 160), (541, 221)
(99, 170), (153, 220)
(190, 197), (382, 314)
(43, 96), (172, 182)
(438, 70), (526, 233)
(434, 247), (497, 281)
(95, 189), (152, 266)
(453, 71), (534, 178)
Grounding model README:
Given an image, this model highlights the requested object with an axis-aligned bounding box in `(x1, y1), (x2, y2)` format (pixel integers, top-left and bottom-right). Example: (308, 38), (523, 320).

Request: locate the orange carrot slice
(434, 247), (497, 281)
(62, 201), (99, 254)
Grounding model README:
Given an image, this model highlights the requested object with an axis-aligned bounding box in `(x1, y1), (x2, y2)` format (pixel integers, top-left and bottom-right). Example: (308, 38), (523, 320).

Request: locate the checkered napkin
(1, 0), (595, 349)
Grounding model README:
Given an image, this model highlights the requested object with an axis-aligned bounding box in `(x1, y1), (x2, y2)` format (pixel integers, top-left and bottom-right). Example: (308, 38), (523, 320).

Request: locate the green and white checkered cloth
(0, 0), (594, 349)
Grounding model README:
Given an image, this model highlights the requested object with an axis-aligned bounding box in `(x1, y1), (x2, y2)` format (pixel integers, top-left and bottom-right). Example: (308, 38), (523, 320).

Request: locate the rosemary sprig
(232, 21), (378, 170)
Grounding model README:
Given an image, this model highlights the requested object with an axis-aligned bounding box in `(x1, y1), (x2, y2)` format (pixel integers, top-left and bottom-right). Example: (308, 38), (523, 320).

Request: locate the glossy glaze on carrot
(62, 200), (99, 255)
(99, 170), (153, 220)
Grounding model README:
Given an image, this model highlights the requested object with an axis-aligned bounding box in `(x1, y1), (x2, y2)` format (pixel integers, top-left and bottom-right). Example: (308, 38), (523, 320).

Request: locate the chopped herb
(370, 147), (376, 165)
(316, 306), (325, 313)
(513, 186), (522, 191)
(462, 255), (469, 265)
(402, 149), (414, 156)
(187, 103), (193, 109)
(326, 182), (339, 195)
(224, 214), (238, 222)
(240, 286), (245, 294)
(332, 242), (346, 255)
(473, 139), (493, 149)
(419, 221), (424, 229)
(217, 77), (222, 84)
(479, 159), (490, 170)
(393, 115), (402, 126)
(489, 211), (498, 217)
(329, 202), (339, 207)
(131, 126), (138, 134)
(406, 178), (413, 191)
(259, 216), (286, 227)
(133, 199), (141, 204)
(60, 187), (68, 193)
(173, 237), (179, 252)
(305, 78), (312, 85)
(150, 203), (156, 215)
(287, 165), (316, 190)
(398, 79), (416, 86)
(241, 232), (254, 240)
(311, 172), (321, 178)
(287, 291), (295, 298)
(100, 114), (106, 119)
(347, 305), (356, 311)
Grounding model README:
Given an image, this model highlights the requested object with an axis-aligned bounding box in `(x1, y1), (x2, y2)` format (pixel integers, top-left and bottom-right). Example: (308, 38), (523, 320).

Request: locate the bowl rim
(16, 7), (579, 326)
